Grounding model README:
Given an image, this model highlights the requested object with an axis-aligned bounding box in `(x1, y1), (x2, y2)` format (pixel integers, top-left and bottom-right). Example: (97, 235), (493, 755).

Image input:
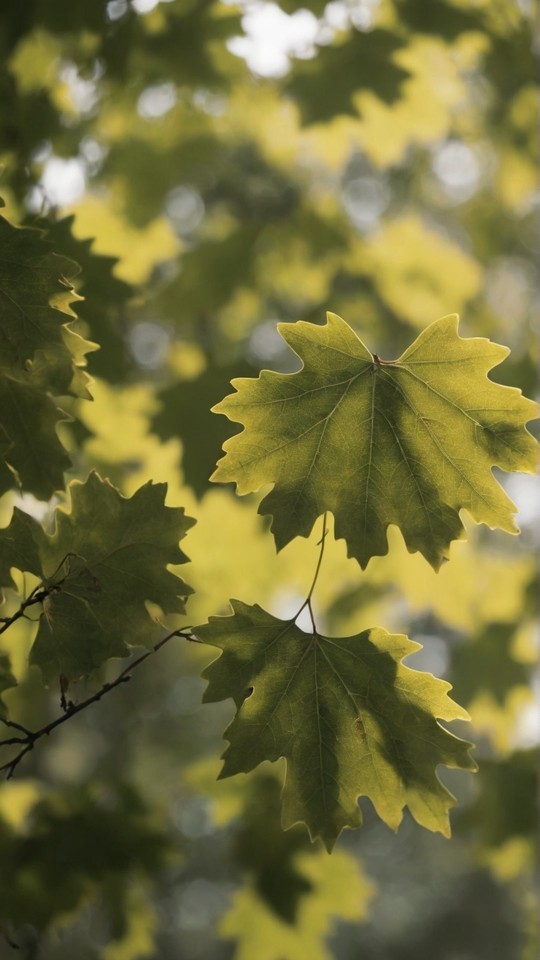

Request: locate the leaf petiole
(293, 512), (328, 631)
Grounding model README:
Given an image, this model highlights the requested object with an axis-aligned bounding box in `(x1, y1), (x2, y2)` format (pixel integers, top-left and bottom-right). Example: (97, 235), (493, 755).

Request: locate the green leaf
(195, 601), (475, 850)
(396, 0), (486, 39)
(0, 214), (81, 376)
(460, 750), (538, 849)
(29, 472), (195, 681)
(0, 783), (169, 930)
(234, 773), (315, 923)
(285, 29), (409, 125)
(212, 313), (538, 570)
(152, 359), (257, 497)
(0, 473), (194, 681)
(0, 375), (71, 499)
(450, 621), (532, 707)
(221, 847), (374, 960)
(0, 506), (44, 596)
(0, 212), (97, 497)
(42, 216), (135, 384)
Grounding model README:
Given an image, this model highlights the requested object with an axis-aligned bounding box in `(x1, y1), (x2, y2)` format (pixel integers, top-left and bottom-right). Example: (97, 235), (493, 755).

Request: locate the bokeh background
(0, 1), (538, 957)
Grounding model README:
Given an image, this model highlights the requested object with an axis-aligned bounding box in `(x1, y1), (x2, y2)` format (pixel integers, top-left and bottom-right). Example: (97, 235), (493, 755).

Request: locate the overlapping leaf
(0, 376), (72, 499)
(0, 472), (194, 681)
(285, 29), (409, 125)
(0, 507), (43, 596)
(221, 848), (374, 960)
(152, 359), (257, 496)
(212, 313), (538, 570)
(195, 601), (475, 849)
(0, 214), (84, 378)
(0, 214), (97, 497)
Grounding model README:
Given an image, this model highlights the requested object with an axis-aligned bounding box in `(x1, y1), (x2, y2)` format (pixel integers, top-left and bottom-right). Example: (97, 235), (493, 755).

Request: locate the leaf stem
(293, 513), (328, 631)
(306, 512), (328, 603)
(0, 627), (200, 779)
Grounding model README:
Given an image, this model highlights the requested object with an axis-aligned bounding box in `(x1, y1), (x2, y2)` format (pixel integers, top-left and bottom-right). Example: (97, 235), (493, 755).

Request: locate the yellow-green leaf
(195, 601), (476, 849)
(212, 313), (538, 569)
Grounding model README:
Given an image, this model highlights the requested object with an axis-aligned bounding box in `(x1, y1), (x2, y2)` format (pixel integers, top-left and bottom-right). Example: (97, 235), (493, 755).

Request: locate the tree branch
(0, 587), (50, 636)
(0, 627), (200, 779)
(0, 553), (89, 637)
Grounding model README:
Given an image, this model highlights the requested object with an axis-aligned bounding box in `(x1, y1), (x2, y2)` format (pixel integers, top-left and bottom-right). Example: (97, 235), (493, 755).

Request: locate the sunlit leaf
(70, 199), (180, 285)
(213, 313), (537, 570)
(221, 845), (374, 960)
(347, 216), (483, 326)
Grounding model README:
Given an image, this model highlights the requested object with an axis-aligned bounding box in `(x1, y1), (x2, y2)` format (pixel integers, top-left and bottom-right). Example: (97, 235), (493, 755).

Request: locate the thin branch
(0, 716), (33, 736)
(0, 627), (200, 779)
(0, 588), (49, 636)
(0, 552), (86, 637)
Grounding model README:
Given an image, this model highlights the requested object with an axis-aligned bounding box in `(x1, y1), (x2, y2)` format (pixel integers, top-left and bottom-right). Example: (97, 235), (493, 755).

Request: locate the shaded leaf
(285, 29), (409, 125)
(43, 216), (135, 383)
(152, 360), (257, 496)
(459, 750), (538, 849)
(0, 506), (44, 596)
(157, 225), (260, 332)
(195, 601), (475, 849)
(0, 212), (97, 497)
(0, 214), (81, 376)
(0, 783), (169, 931)
(213, 313), (538, 570)
(221, 847), (374, 960)
(395, 0), (486, 39)
(29, 472), (195, 681)
(234, 774), (314, 923)
(0, 472), (194, 680)
(0, 375), (71, 499)
(450, 621), (531, 707)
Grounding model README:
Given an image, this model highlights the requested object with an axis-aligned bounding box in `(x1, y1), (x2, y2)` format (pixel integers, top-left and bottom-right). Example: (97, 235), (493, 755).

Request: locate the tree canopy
(0, 2), (538, 958)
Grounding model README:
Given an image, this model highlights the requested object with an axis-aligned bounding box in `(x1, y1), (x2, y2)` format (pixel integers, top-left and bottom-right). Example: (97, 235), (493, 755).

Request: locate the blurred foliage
(0, 0), (538, 957)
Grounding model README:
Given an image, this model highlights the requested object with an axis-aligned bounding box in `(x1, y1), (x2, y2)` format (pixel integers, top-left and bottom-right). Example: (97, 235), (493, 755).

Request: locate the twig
(0, 627), (200, 779)
(0, 553), (85, 637)
(0, 588), (50, 636)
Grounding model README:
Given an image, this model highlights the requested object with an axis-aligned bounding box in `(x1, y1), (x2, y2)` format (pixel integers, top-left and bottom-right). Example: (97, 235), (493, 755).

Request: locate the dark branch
(0, 588), (49, 636)
(0, 628), (200, 779)
(0, 552), (87, 637)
